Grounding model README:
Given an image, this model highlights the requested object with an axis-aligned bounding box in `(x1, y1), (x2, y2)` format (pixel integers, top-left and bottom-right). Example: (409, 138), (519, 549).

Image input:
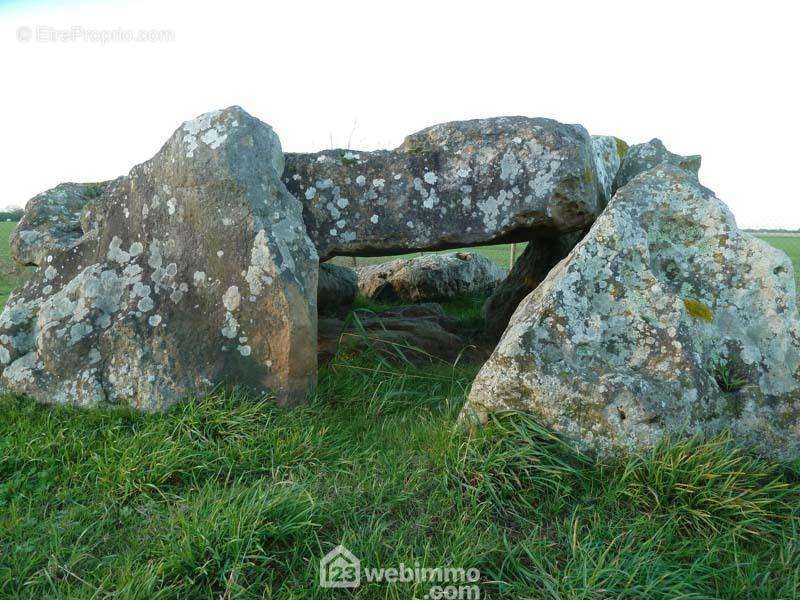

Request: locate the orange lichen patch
(684, 298), (714, 321)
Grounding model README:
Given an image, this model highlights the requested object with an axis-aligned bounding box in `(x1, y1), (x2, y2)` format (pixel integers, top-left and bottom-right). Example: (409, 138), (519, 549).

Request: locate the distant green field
(757, 234), (800, 285)
(0, 222), (15, 262)
(0, 221), (27, 307)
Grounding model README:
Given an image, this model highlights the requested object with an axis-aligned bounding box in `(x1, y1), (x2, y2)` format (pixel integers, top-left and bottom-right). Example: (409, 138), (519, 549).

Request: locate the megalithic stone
(0, 107), (318, 410)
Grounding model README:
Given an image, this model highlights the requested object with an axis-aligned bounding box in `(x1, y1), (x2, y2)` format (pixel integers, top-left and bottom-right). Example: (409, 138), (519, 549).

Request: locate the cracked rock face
(464, 164), (800, 460)
(481, 136), (626, 341)
(10, 181), (111, 267)
(0, 106), (318, 410)
(613, 138), (700, 193)
(357, 252), (507, 304)
(284, 117), (604, 260)
(592, 135), (628, 204)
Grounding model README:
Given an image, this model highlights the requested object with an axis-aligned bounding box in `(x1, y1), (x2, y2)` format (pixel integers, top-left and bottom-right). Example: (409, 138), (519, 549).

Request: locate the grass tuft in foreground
(1, 352), (800, 597)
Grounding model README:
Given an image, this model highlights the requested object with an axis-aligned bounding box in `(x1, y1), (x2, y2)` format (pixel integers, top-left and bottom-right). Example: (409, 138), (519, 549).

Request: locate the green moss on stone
(615, 138), (629, 160)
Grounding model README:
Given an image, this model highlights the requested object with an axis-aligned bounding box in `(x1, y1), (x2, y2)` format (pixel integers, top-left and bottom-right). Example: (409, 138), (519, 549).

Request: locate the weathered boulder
(0, 106), (319, 410)
(464, 164), (800, 460)
(284, 117), (604, 259)
(613, 138), (700, 193)
(482, 233), (583, 340)
(356, 252), (506, 303)
(319, 303), (465, 363)
(318, 263), (357, 315)
(592, 135), (628, 203)
(10, 181), (111, 267)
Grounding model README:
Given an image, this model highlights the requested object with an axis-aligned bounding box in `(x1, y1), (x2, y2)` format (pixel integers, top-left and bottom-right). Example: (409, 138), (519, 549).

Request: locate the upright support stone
(0, 107), (318, 410)
(465, 165), (800, 461)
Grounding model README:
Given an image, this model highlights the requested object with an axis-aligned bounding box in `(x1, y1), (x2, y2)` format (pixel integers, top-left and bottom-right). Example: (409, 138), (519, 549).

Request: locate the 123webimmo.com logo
(320, 545), (481, 598)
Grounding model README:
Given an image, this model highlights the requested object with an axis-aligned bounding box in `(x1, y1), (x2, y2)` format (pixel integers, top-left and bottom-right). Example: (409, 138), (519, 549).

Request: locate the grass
(1, 225), (800, 596)
(710, 356), (750, 393)
(0, 221), (31, 307)
(353, 292), (486, 329)
(1, 354), (800, 597)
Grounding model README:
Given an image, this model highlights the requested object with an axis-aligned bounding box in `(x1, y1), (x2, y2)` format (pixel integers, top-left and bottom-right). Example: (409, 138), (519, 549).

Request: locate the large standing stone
(356, 252), (506, 303)
(10, 181), (111, 267)
(0, 107), (318, 410)
(612, 138), (700, 193)
(284, 117), (604, 259)
(482, 233), (583, 340)
(464, 165), (800, 460)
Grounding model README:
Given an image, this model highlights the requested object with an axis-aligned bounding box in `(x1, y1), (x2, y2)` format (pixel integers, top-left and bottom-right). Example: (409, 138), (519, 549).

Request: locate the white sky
(1, 0), (797, 228)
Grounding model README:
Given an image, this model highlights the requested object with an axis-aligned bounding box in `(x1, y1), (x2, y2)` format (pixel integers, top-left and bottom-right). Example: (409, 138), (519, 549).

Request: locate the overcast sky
(1, 0), (797, 228)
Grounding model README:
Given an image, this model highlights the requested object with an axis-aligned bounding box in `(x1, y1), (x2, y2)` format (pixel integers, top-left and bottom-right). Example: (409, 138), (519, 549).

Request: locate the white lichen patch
(201, 127), (227, 150)
(245, 230), (277, 296)
(182, 109), (224, 158)
(500, 151), (521, 183)
(137, 296), (154, 312)
(222, 286), (241, 312)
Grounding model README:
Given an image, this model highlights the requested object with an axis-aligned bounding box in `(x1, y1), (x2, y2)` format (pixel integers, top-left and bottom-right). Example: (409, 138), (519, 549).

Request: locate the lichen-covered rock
(356, 252), (506, 303)
(612, 138), (700, 193)
(10, 181), (111, 267)
(591, 135), (628, 203)
(284, 117), (603, 259)
(0, 106), (318, 410)
(318, 263), (357, 315)
(482, 232), (583, 340)
(464, 164), (800, 461)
